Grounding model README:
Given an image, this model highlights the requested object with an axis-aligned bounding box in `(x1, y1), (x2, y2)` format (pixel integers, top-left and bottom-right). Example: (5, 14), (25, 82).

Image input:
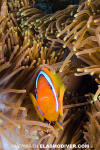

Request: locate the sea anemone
(0, 0), (100, 150)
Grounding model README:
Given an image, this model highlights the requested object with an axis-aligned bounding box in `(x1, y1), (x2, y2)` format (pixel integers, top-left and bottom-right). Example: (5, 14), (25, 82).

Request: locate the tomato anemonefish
(30, 67), (66, 129)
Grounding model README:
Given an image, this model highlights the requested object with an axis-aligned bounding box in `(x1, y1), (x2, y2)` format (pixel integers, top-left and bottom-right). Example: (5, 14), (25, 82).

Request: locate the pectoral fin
(30, 93), (44, 121)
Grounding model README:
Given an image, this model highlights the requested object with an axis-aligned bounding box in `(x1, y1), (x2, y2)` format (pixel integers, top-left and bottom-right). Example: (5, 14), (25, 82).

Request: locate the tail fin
(56, 121), (63, 130)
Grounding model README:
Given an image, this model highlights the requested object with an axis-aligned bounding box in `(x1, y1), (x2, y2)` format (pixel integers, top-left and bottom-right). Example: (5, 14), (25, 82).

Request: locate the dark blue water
(34, 0), (80, 14)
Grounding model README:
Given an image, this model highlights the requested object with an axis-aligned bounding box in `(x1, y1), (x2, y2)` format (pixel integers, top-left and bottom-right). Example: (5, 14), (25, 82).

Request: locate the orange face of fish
(30, 67), (65, 129)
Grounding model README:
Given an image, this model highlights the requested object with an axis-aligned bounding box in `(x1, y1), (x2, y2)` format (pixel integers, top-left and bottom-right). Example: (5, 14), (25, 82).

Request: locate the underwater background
(0, 0), (100, 150)
(34, 0), (80, 14)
